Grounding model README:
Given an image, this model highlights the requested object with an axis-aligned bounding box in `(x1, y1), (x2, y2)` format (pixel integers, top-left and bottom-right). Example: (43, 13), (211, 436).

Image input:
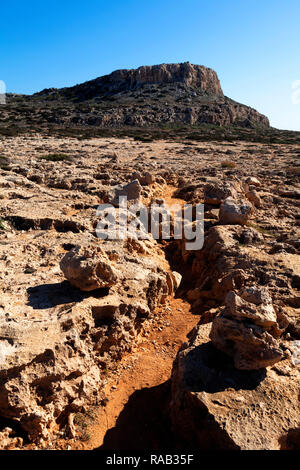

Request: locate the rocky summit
(3, 62), (270, 132)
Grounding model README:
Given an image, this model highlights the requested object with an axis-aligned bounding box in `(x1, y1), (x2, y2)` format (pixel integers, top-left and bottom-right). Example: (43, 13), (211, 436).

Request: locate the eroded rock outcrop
(204, 182), (238, 206)
(169, 161), (300, 449)
(0, 133), (299, 450)
(0, 230), (179, 441)
(60, 244), (118, 291)
(210, 289), (284, 369)
(47, 62), (224, 99)
(218, 198), (253, 225)
(170, 323), (300, 450)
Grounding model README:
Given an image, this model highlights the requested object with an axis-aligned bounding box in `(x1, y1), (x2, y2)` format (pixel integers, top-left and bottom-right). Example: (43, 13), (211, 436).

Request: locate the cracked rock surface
(170, 324), (299, 450)
(0, 134), (299, 448)
(210, 289), (284, 369)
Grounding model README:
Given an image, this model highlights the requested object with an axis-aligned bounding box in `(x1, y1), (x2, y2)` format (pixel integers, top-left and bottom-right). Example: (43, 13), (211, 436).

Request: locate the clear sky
(1, 0), (300, 130)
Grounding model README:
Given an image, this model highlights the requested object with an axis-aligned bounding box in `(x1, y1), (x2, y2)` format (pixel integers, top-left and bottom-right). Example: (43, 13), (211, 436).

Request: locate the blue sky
(1, 0), (300, 130)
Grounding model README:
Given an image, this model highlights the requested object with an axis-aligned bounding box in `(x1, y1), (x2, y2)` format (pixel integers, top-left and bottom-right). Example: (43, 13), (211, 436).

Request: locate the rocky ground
(0, 133), (299, 450)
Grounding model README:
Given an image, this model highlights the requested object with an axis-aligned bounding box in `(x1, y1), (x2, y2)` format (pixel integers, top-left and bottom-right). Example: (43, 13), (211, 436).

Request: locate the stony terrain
(0, 132), (299, 450)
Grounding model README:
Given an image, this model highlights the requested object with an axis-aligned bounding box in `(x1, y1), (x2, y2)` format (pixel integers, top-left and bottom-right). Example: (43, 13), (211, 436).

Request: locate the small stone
(219, 198), (253, 225)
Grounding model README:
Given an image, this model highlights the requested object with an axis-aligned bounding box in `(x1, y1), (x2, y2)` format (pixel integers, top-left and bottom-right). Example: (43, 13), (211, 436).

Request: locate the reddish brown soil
(72, 296), (198, 450)
(69, 187), (195, 450)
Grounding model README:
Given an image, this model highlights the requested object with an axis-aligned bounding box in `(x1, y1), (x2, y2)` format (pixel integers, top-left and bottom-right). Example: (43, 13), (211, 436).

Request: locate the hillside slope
(3, 62), (270, 130)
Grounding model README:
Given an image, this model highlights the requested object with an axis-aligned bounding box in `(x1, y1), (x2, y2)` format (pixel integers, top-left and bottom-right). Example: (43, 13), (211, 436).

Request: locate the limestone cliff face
(101, 62), (224, 95)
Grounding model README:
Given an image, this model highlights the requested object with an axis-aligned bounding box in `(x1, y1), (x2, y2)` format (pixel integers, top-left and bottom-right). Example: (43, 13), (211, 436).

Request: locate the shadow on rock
(279, 427), (300, 450)
(27, 281), (109, 309)
(183, 341), (267, 393)
(97, 380), (176, 451)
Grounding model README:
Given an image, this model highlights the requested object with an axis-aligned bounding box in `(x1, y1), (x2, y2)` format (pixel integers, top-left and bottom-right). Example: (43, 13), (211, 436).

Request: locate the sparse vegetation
(0, 155), (10, 170)
(73, 408), (96, 442)
(39, 153), (71, 162)
(0, 217), (6, 230)
(220, 160), (237, 168)
(248, 222), (276, 237)
(80, 431), (91, 442)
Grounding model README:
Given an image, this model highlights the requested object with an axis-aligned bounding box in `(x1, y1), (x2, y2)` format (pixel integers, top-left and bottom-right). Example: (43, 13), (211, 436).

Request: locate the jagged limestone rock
(219, 198), (253, 225)
(210, 289), (284, 369)
(60, 244), (118, 291)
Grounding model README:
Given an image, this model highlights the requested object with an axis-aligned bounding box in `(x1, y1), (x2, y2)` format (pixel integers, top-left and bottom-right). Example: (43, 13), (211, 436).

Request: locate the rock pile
(108, 179), (142, 206)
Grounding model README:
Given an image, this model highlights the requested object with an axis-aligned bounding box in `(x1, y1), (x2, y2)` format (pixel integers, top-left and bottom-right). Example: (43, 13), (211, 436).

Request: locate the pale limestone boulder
(0, 428), (23, 450)
(219, 198), (253, 225)
(210, 289), (284, 370)
(108, 179), (142, 206)
(246, 189), (261, 208)
(60, 244), (118, 291)
(246, 176), (261, 187)
(170, 323), (299, 450)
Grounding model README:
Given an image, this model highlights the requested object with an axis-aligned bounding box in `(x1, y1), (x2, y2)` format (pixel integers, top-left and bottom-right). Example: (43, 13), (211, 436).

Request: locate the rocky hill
(3, 62), (270, 131)
(47, 62), (224, 98)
